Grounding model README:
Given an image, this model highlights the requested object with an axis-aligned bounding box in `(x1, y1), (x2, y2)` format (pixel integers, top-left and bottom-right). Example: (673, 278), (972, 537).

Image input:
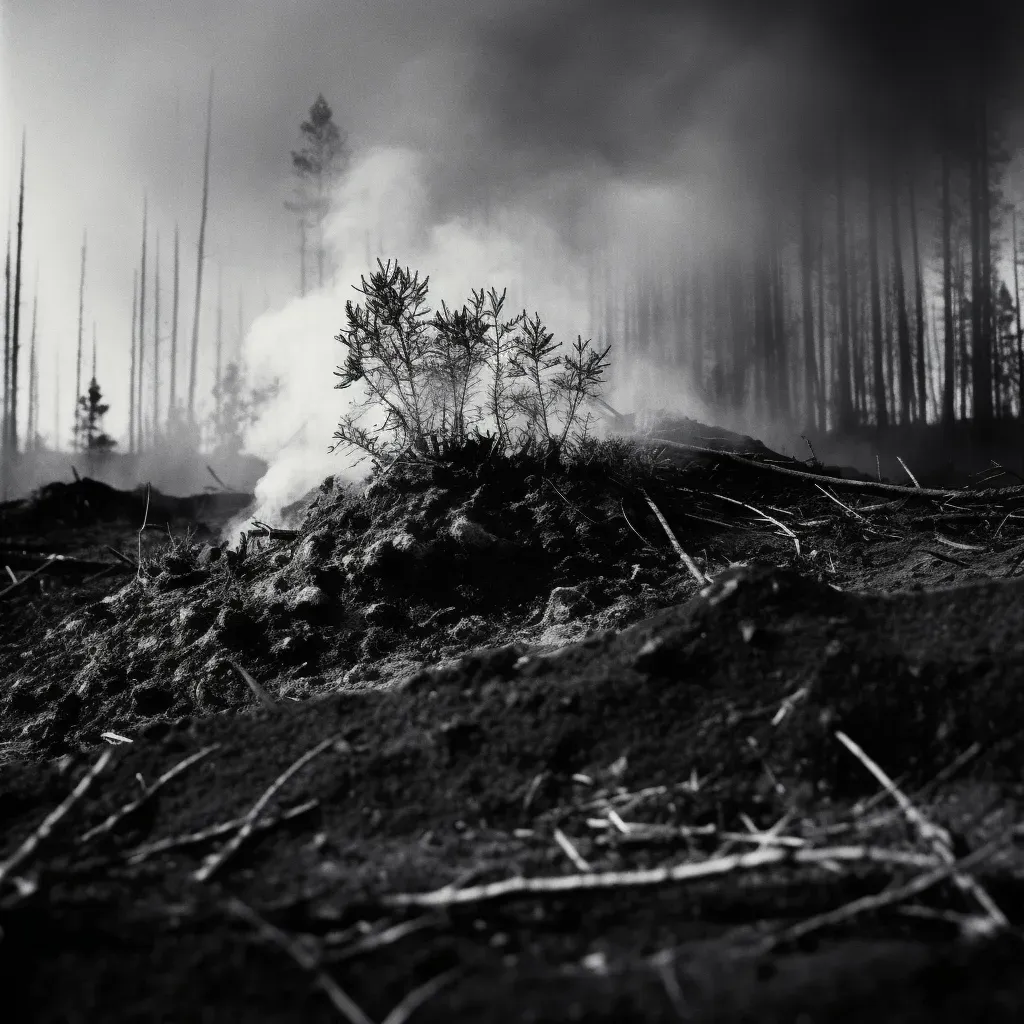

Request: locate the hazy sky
(3, 0), (1024, 469)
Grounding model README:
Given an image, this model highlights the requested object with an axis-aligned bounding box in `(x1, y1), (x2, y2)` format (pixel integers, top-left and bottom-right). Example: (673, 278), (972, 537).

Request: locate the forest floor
(2, 416), (1024, 1023)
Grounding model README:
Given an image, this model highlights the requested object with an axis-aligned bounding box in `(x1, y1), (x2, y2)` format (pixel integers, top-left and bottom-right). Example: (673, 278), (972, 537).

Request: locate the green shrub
(330, 260), (612, 468)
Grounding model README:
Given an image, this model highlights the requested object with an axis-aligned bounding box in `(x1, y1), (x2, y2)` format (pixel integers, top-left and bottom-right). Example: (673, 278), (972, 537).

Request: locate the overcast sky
(3, 0), (1024, 462)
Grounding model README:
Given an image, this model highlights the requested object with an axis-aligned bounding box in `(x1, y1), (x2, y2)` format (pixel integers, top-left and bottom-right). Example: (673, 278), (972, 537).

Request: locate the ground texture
(2, 418), (1024, 1022)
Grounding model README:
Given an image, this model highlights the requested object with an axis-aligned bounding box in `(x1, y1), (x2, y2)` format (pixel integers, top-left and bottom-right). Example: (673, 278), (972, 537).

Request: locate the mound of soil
(3, 420), (1024, 1022)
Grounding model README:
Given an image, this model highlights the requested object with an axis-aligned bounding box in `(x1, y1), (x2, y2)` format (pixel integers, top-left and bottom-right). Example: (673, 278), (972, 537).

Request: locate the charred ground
(2, 417), (1024, 1022)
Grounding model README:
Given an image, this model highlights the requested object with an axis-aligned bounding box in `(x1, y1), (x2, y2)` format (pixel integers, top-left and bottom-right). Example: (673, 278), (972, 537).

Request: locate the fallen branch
(225, 896), (375, 1024)
(835, 730), (1007, 930)
(194, 737), (340, 883)
(649, 438), (1024, 502)
(122, 799), (318, 865)
(0, 554), (56, 599)
(0, 750), (114, 890)
(639, 489), (708, 584)
(383, 844), (942, 909)
(79, 744), (219, 846)
(229, 661), (280, 712)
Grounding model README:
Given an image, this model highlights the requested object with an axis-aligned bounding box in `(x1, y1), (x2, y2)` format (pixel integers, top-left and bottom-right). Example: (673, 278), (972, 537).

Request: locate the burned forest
(4, 2), (1024, 1022)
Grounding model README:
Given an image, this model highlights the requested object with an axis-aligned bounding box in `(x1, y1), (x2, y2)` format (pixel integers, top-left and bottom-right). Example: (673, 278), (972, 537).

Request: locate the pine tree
(286, 95), (349, 291)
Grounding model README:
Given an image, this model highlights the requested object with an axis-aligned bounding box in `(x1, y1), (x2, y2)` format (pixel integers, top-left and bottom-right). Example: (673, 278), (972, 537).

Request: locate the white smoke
(230, 144), (618, 538)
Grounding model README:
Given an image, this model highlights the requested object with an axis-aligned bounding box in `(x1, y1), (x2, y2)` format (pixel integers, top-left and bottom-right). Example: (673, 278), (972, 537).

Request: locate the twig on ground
(194, 737), (340, 882)
(640, 489), (708, 584)
(620, 500), (654, 549)
(0, 749), (114, 890)
(896, 456), (921, 489)
(79, 744), (219, 846)
(4, 565), (17, 585)
(104, 544), (139, 569)
(835, 730), (1007, 930)
(381, 967), (464, 1024)
(122, 800), (318, 865)
(382, 845), (942, 910)
(206, 465), (232, 491)
(553, 828), (591, 871)
(751, 829), (1015, 955)
(225, 896), (375, 1024)
(692, 489), (801, 557)
(0, 555), (56, 600)
(329, 916), (438, 960)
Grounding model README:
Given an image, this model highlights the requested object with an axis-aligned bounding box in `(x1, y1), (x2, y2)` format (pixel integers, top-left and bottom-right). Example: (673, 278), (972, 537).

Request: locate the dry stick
(933, 532), (987, 553)
(193, 736), (338, 883)
(224, 896), (376, 1024)
(78, 744), (219, 846)
(639, 489), (708, 584)
(104, 544), (139, 569)
(620, 499), (654, 549)
(0, 554), (56, 599)
(136, 484), (151, 579)
(553, 828), (591, 871)
(383, 845), (942, 910)
(691, 489), (801, 557)
(751, 830), (1016, 956)
(229, 661), (278, 712)
(4, 565), (17, 584)
(835, 730), (1007, 929)
(123, 799), (318, 865)
(648, 438), (1024, 501)
(381, 967), (464, 1024)
(896, 455), (922, 488)
(0, 749), (114, 889)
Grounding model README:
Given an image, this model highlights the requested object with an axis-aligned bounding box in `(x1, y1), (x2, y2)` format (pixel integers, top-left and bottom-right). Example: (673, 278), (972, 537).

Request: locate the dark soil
(3, 418), (1024, 1023)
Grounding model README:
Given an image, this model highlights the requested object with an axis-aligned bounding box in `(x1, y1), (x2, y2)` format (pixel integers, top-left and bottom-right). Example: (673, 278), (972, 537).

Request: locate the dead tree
(908, 177), (927, 423)
(73, 232), (86, 450)
(189, 70), (214, 426)
(1014, 208), (1023, 416)
(9, 132), (26, 457)
(941, 117), (956, 426)
(889, 165), (913, 425)
(152, 231), (160, 440)
(137, 197), (148, 452)
(129, 270), (137, 452)
(169, 223), (180, 422)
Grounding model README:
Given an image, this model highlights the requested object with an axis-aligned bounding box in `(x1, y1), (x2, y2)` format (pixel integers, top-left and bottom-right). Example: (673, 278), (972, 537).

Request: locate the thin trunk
(152, 231), (160, 441)
(1013, 208), (1023, 417)
(817, 208), (827, 429)
(969, 95), (986, 423)
(958, 249), (969, 421)
(3, 224), (10, 459)
(10, 132), (26, 457)
(800, 183), (818, 431)
(890, 167), (913, 425)
(979, 74), (993, 423)
(866, 161), (887, 429)
(169, 223), (179, 421)
(188, 69), (214, 424)
(74, 232), (86, 450)
(215, 265), (223, 424)
(835, 132), (853, 430)
(908, 177), (927, 423)
(941, 128), (955, 425)
(129, 272), (137, 453)
(27, 282), (37, 451)
(137, 197), (148, 452)
(53, 346), (59, 452)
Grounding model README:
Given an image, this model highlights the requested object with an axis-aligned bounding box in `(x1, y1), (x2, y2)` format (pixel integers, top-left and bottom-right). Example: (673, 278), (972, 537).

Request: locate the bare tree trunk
(1014, 208), (1023, 417)
(137, 197), (148, 453)
(9, 132), (26, 459)
(800, 183), (818, 431)
(817, 207), (827, 429)
(188, 70), (214, 425)
(215, 265), (223, 427)
(835, 132), (853, 431)
(867, 160), (887, 429)
(890, 166), (913, 425)
(152, 231), (160, 442)
(129, 271), (137, 453)
(169, 223), (179, 421)
(908, 177), (927, 423)
(979, 73), (993, 424)
(53, 345), (59, 452)
(3, 223), (10, 462)
(941, 128), (955, 425)
(957, 248), (969, 421)
(74, 232), (86, 450)
(27, 281), (37, 452)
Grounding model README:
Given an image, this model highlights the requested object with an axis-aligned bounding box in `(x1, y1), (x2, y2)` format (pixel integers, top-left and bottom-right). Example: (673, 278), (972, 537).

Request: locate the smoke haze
(3, 0), (1023, 513)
